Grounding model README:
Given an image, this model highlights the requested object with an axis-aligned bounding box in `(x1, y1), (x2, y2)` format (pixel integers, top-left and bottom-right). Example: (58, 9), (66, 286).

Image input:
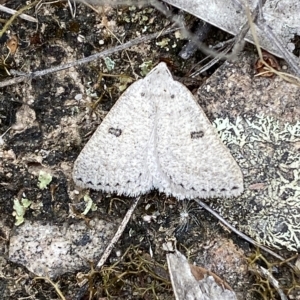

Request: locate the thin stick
(0, 4), (38, 23)
(78, 196), (141, 288)
(229, 0), (267, 58)
(244, 1), (300, 84)
(96, 196), (140, 269)
(257, 19), (300, 76)
(194, 198), (296, 270)
(0, 28), (177, 88)
(190, 43), (233, 77)
(0, 0), (40, 37)
(189, 0), (266, 76)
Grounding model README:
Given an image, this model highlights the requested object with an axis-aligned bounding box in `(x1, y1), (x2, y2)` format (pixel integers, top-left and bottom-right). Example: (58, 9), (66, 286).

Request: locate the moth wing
(73, 75), (156, 196)
(150, 63), (244, 199)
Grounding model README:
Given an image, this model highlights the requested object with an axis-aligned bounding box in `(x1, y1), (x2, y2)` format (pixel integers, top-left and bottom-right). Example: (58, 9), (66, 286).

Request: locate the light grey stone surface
(9, 218), (118, 278)
(198, 51), (300, 251)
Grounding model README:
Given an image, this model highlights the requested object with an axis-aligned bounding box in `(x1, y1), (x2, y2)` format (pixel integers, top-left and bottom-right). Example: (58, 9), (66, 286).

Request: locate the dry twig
(78, 196), (140, 290)
(0, 0), (40, 37)
(0, 28), (177, 88)
(0, 4), (38, 22)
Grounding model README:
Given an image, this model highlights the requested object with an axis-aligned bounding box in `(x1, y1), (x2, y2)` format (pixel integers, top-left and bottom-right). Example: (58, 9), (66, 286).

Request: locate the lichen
(139, 61), (153, 76)
(13, 198), (32, 226)
(82, 194), (97, 215)
(104, 57), (115, 71)
(37, 170), (52, 190)
(213, 115), (300, 251)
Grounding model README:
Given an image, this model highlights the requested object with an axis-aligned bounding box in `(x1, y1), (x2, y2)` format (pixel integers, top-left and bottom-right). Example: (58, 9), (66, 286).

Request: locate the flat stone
(9, 218), (118, 278)
(197, 51), (300, 251)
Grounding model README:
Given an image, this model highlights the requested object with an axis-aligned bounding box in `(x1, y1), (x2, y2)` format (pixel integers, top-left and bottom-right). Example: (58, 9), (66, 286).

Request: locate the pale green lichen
(118, 75), (134, 92)
(139, 61), (153, 76)
(156, 38), (170, 49)
(82, 194), (97, 215)
(13, 198), (32, 226)
(213, 115), (300, 251)
(104, 57), (115, 71)
(37, 170), (52, 190)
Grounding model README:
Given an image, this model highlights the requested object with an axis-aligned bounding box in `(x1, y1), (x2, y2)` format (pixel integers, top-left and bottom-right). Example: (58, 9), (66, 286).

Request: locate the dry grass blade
(0, 0), (40, 37)
(34, 276), (66, 300)
(256, 18), (300, 77)
(0, 4), (38, 22)
(77, 196), (140, 294)
(244, 0), (300, 81)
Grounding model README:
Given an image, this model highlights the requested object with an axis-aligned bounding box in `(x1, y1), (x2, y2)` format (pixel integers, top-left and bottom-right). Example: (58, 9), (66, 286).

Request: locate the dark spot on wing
(179, 183), (184, 188)
(97, 182), (120, 187)
(77, 178), (83, 182)
(210, 188), (215, 191)
(232, 186), (239, 190)
(171, 94), (175, 99)
(87, 181), (93, 184)
(191, 131), (204, 139)
(108, 128), (122, 137)
(221, 188), (226, 192)
(202, 189), (206, 192)
(141, 92), (145, 96)
(191, 187), (195, 191)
